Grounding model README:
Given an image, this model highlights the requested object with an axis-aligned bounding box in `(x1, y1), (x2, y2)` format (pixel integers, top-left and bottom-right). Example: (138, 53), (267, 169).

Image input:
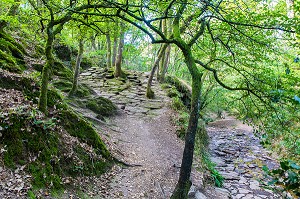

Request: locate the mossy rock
(0, 49), (20, 73)
(0, 109), (63, 188)
(165, 75), (191, 109)
(0, 106), (111, 189)
(59, 109), (110, 158)
(0, 30), (26, 55)
(53, 44), (71, 61)
(0, 38), (24, 60)
(166, 86), (182, 98)
(81, 57), (93, 70)
(0, 70), (39, 101)
(0, 31), (26, 73)
(47, 87), (63, 107)
(52, 79), (92, 98)
(86, 97), (117, 116)
(52, 61), (73, 81)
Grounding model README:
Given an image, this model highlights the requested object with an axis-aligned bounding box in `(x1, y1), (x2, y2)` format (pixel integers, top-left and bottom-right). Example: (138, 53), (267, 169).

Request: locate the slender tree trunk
(171, 45), (203, 199)
(106, 33), (112, 69)
(91, 35), (96, 50)
(112, 36), (118, 67)
(38, 24), (54, 113)
(114, 24), (125, 78)
(160, 44), (171, 82)
(69, 38), (84, 96)
(146, 43), (168, 98)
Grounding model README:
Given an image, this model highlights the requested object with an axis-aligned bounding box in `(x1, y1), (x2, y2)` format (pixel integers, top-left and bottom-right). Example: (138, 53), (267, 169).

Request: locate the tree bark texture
(38, 24), (54, 113)
(171, 57), (203, 199)
(159, 44), (171, 82)
(112, 36), (118, 67)
(106, 33), (112, 68)
(114, 25), (125, 78)
(69, 39), (84, 96)
(146, 43), (168, 98)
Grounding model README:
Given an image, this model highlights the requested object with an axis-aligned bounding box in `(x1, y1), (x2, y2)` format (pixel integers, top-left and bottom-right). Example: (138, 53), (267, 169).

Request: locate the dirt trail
(107, 109), (183, 198)
(77, 67), (282, 199)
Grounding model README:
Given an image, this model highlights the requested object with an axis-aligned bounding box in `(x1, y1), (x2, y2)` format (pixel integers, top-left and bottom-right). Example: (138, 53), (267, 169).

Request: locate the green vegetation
(85, 97), (117, 116)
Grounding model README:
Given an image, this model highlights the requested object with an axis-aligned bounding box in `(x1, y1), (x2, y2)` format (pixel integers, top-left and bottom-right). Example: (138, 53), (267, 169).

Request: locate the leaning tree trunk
(38, 24), (55, 113)
(106, 33), (112, 69)
(114, 25), (125, 78)
(146, 43), (168, 98)
(159, 44), (171, 82)
(69, 38), (84, 96)
(171, 47), (203, 199)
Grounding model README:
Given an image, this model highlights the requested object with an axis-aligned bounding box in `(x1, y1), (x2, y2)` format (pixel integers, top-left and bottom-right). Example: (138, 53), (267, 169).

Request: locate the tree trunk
(69, 38), (84, 96)
(112, 35), (118, 67)
(114, 24), (125, 78)
(38, 24), (54, 113)
(146, 43), (168, 98)
(106, 33), (112, 69)
(171, 46), (203, 199)
(160, 44), (171, 82)
(91, 35), (96, 50)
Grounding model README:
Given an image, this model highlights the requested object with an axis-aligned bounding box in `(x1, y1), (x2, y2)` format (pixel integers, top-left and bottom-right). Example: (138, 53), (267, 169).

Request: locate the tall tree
(114, 22), (125, 78)
(69, 38), (84, 97)
(106, 33), (112, 68)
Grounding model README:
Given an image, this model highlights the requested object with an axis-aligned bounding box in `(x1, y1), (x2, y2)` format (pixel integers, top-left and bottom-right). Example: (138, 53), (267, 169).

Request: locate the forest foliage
(0, 0), (299, 197)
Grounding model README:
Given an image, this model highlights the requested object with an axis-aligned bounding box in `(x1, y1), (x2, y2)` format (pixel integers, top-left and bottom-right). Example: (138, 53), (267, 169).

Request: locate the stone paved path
(78, 67), (284, 199)
(208, 118), (282, 199)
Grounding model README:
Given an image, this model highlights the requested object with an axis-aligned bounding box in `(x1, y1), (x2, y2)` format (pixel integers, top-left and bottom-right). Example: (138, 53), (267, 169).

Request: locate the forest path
(79, 67), (185, 198)
(77, 67), (281, 199)
(207, 116), (282, 199)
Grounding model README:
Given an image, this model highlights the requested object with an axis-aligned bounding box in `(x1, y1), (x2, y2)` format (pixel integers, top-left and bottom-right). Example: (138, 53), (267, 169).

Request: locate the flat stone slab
(142, 102), (163, 109)
(81, 72), (92, 76)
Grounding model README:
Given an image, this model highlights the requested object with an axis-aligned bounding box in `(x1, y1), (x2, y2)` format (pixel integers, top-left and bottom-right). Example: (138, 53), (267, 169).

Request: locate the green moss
(171, 96), (186, 111)
(166, 86), (181, 98)
(0, 31), (26, 73)
(0, 49), (23, 73)
(47, 88), (63, 107)
(52, 80), (92, 98)
(0, 31), (26, 55)
(59, 109), (110, 158)
(80, 57), (93, 70)
(52, 61), (73, 81)
(0, 71), (39, 102)
(0, 38), (24, 59)
(165, 75), (191, 108)
(1, 104), (111, 190)
(63, 146), (111, 176)
(85, 97), (117, 116)
(146, 87), (155, 99)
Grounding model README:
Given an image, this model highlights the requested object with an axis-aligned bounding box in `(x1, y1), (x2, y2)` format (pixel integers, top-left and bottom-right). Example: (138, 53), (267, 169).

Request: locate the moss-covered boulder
(165, 75), (191, 109)
(53, 44), (72, 61)
(0, 31), (26, 73)
(52, 61), (73, 81)
(85, 97), (117, 116)
(81, 57), (93, 70)
(59, 109), (110, 158)
(52, 80), (92, 98)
